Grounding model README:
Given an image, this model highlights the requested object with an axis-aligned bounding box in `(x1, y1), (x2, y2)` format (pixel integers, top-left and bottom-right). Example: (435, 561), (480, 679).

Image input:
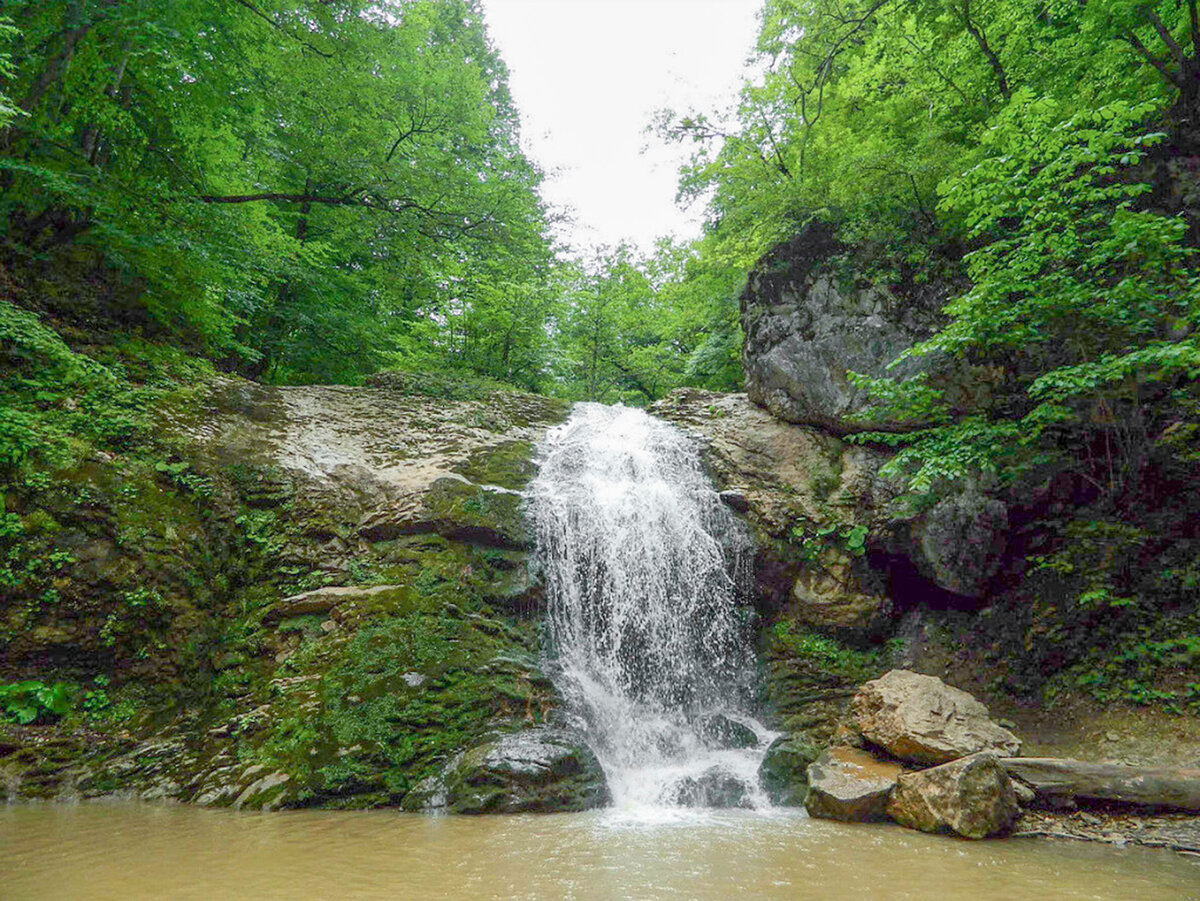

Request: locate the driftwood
(1001, 758), (1200, 812)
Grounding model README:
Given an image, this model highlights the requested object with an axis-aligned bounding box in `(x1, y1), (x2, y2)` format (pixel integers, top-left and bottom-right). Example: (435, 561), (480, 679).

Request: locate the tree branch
(961, 0), (1011, 100)
(1190, 0), (1200, 62)
(1120, 31), (1179, 86)
(786, 0), (894, 128)
(758, 111), (792, 178)
(900, 32), (972, 105)
(196, 189), (499, 240)
(200, 191), (370, 205)
(231, 0), (334, 58)
(1145, 10), (1185, 70)
(861, 165), (937, 229)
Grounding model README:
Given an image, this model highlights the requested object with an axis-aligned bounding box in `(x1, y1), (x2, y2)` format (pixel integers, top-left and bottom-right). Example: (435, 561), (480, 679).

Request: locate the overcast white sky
(481, 0), (762, 256)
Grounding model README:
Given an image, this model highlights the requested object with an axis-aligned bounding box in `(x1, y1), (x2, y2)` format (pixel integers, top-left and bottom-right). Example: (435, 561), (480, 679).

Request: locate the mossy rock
(758, 734), (820, 806)
(219, 605), (554, 807)
(360, 478), (528, 549)
(414, 728), (609, 814)
(453, 440), (537, 492)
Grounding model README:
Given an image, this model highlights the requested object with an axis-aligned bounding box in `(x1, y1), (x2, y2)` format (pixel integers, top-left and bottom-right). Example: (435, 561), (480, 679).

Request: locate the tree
(851, 96), (1199, 496)
(0, 0), (555, 384)
(661, 0), (1194, 262)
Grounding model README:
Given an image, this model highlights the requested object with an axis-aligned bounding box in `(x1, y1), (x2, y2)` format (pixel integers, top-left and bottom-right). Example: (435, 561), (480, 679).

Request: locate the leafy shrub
(789, 520), (868, 562)
(851, 97), (1198, 496)
(770, 619), (882, 684)
(0, 679), (74, 724)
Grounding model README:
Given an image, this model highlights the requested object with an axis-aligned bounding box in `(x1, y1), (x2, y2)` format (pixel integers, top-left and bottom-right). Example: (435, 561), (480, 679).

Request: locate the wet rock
(695, 714), (758, 750)
(851, 670), (1021, 766)
(804, 746), (903, 822)
(669, 766), (753, 808)
(233, 771), (292, 811)
(887, 752), (1020, 839)
(719, 491), (750, 513)
(417, 728), (609, 814)
(1012, 806), (1200, 854)
(478, 555), (545, 616)
(757, 734), (819, 806)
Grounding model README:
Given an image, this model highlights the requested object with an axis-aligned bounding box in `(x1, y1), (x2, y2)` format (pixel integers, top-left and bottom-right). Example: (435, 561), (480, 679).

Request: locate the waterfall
(527, 403), (772, 810)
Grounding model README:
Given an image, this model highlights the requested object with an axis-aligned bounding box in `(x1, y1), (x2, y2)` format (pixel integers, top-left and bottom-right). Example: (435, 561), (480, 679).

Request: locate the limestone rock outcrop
(804, 746), (903, 821)
(851, 670), (1021, 766)
(650, 389), (891, 627)
(739, 222), (962, 435)
(651, 389), (1009, 621)
(0, 376), (570, 810)
(887, 752), (1020, 839)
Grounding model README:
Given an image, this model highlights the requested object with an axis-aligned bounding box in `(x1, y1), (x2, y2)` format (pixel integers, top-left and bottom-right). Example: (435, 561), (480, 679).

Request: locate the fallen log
(1001, 757), (1200, 812)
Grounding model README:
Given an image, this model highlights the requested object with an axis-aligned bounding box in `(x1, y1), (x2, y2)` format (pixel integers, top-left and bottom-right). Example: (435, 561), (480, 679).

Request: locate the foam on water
(527, 403), (773, 810)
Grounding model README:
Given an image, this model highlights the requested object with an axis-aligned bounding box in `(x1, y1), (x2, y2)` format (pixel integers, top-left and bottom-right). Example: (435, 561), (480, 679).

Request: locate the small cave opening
(869, 551), (987, 616)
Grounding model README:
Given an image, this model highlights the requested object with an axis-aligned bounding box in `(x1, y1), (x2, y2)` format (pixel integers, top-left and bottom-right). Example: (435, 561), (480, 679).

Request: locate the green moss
(422, 478), (527, 548)
(453, 440), (536, 491)
(770, 619), (883, 684)
(239, 607), (551, 804)
(762, 617), (887, 740)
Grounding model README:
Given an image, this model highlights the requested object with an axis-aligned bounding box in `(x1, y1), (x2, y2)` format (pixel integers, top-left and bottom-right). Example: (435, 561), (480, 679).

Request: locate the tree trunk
(1001, 758), (1200, 812)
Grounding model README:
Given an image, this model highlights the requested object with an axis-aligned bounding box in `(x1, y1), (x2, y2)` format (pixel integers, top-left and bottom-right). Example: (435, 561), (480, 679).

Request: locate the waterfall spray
(528, 403), (772, 809)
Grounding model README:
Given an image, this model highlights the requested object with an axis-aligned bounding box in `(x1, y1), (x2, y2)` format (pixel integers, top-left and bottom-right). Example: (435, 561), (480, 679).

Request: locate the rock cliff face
(739, 223), (955, 434)
(650, 390), (1009, 620)
(1, 377), (594, 811)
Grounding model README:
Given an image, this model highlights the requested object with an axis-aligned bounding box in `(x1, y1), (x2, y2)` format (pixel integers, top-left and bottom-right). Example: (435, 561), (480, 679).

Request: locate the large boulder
(880, 485), (1009, 598)
(852, 670), (1021, 766)
(887, 752), (1020, 839)
(667, 766), (753, 808)
(739, 222), (966, 435)
(758, 734), (820, 806)
(409, 728), (609, 814)
(804, 746), (903, 822)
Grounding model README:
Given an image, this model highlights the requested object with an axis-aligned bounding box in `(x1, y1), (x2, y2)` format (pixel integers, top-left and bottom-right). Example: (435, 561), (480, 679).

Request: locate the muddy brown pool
(1, 803), (1197, 900)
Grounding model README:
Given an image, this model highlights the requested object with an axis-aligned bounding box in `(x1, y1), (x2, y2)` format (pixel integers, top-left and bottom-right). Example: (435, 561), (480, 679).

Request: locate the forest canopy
(1, 0), (555, 385)
(2, 0), (1199, 416)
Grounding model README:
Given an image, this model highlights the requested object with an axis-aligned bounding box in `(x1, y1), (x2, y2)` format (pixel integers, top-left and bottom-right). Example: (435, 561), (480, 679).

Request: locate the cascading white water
(528, 403), (774, 810)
